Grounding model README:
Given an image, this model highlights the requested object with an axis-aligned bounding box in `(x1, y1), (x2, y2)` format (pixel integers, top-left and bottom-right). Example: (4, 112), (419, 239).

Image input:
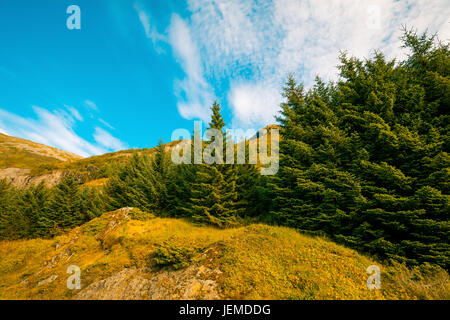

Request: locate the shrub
(151, 242), (197, 270)
(129, 208), (155, 221)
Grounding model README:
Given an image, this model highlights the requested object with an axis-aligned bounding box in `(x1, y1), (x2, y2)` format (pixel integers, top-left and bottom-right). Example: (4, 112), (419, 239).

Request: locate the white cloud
(94, 127), (127, 151)
(136, 5), (151, 37)
(84, 100), (98, 111)
(66, 105), (83, 121)
(0, 106), (127, 157)
(165, 0), (450, 128)
(134, 2), (166, 51)
(168, 14), (215, 122)
(228, 81), (281, 127)
(99, 118), (115, 130)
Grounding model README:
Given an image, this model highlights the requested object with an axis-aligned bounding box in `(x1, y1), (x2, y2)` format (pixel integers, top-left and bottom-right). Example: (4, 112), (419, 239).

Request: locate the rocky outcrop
(75, 210), (224, 300)
(74, 262), (223, 300)
(8, 208), (226, 300)
(0, 167), (64, 187)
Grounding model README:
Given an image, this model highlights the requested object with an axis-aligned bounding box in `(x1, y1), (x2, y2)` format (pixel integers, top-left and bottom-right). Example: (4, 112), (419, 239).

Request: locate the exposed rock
(0, 167), (64, 187)
(73, 219), (224, 300)
(74, 263), (223, 300)
(38, 275), (58, 286)
(95, 208), (132, 244)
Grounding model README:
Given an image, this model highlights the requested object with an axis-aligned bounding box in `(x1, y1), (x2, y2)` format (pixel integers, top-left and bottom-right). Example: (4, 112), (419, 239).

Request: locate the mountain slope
(0, 133), (83, 186)
(0, 133), (82, 169)
(0, 133), (185, 187)
(0, 128), (269, 188)
(1, 208), (447, 300)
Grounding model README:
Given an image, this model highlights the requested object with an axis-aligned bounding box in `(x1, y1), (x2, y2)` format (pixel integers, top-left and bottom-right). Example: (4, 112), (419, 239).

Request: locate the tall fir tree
(105, 141), (172, 214)
(179, 101), (244, 227)
(0, 179), (23, 240)
(50, 174), (83, 233)
(150, 140), (171, 214)
(19, 182), (52, 238)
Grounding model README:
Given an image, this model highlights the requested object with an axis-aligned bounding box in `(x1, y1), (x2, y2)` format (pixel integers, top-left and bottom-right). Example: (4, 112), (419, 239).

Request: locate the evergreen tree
(235, 139), (267, 219)
(75, 186), (105, 223)
(272, 30), (449, 269)
(105, 141), (172, 214)
(50, 174), (83, 233)
(19, 182), (52, 238)
(0, 179), (22, 240)
(106, 152), (156, 212)
(167, 163), (195, 217)
(179, 101), (243, 227)
(150, 140), (171, 213)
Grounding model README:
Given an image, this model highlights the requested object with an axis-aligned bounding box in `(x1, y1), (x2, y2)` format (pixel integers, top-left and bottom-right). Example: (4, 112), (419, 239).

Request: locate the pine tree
(75, 186), (105, 223)
(0, 179), (22, 240)
(105, 152), (157, 212)
(150, 140), (171, 213)
(272, 31), (450, 269)
(106, 141), (172, 214)
(50, 174), (82, 233)
(167, 162), (195, 217)
(209, 101), (225, 130)
(179, 101), (243, 227)
(235, 139), (266, 219)
(19, 182), (52, 238)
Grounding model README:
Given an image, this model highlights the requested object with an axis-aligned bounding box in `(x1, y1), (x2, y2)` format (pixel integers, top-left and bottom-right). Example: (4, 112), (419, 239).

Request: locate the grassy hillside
(40, 140), (184, 176)
(0, 132), (185, 186)
(0, 208), (447, 300)
(0, 133), (82, 170)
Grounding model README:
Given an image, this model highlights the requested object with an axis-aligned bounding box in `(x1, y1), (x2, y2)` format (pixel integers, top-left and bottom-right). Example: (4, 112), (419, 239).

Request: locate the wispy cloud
(94, 127), (127, 151)
(84, 100), (98, 111)
(0, 106), (127, 157)
(165, 0), (450, 128)
(66, 105), (83, 121)
(228, 82), (281, 126)
(99, 118), (115, 130)
(134, 1), (166, 53)
(168, 14), (215, 122)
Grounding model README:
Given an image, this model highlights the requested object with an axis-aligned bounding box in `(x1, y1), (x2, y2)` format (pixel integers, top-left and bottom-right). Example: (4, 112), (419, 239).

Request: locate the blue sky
(0, 0), (449, 157)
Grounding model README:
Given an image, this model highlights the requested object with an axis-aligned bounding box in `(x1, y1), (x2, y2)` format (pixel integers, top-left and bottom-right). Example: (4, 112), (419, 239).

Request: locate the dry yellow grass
(0, 208), (447, 300)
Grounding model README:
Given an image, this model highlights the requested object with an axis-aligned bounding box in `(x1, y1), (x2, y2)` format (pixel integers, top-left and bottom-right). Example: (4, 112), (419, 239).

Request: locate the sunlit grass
(0, 210), (448, 300)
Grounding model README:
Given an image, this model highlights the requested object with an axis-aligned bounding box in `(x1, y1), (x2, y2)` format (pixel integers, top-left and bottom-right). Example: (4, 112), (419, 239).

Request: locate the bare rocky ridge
(74, 263), (222, 300)
(0, 133), (81, 187)
(0, 167), (64, 187)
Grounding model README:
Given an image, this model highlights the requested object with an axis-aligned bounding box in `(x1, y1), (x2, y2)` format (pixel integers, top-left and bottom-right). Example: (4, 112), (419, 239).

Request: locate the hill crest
(1, 207), (446, 300)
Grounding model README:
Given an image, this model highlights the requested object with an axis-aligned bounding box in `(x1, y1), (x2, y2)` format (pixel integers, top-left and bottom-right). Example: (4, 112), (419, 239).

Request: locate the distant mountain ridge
(0, 133), (83, 187)
(0, 133), (82, 168)
(0, 126), (275, 188)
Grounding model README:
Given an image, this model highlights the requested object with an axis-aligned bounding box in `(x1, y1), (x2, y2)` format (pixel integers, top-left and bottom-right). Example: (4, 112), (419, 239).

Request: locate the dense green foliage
(104, 102), (262, 227)
(177, 102), (243, 227)
(0, 175), (105, 239)
(104, 140), (170, 214)
(0, 30), (448, 271)
(272, 29), (449, 269)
